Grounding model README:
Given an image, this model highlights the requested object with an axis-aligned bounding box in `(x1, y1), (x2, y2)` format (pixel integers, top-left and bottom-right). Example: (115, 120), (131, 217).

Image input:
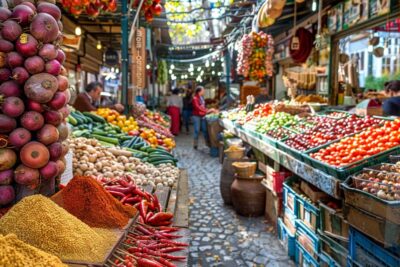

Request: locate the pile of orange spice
(52, 176), (136, 229)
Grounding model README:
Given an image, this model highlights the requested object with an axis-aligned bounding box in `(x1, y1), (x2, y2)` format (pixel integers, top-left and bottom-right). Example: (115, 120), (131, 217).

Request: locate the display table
(220, 118), (342, 199)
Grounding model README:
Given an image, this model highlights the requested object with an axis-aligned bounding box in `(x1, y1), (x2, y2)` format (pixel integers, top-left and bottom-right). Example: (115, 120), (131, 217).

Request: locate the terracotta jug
(231, 175), (266, 216)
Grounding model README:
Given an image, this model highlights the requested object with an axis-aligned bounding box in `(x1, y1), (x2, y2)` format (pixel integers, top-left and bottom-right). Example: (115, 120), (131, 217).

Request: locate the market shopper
(218, 84), (234, 110)
(182, 89), (193, 135)
(166, 89), (183, 135)
(383, 80), (400, 116)
(192, 86), (216, 149)
(73, 82), (124, 113)
(254, 87), (271, 104)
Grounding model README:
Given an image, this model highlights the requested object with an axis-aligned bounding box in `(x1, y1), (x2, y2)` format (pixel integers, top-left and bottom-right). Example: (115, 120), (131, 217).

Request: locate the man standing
(73, 82), (124, 112)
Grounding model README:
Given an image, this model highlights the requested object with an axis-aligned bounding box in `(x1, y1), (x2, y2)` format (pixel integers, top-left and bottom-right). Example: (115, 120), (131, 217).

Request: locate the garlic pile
(67, 137), (179, 187)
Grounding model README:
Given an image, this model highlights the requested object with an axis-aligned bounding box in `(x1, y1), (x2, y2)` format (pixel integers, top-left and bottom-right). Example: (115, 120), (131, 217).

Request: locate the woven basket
(232, 162), (257, 178)
(225, 147), (245, 160)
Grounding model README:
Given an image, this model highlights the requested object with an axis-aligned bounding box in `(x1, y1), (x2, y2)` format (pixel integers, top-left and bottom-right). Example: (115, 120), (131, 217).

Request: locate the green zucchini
(92, 134), (119, 145)
(151, 159), (176, 166)
(82, 112), (106, 123)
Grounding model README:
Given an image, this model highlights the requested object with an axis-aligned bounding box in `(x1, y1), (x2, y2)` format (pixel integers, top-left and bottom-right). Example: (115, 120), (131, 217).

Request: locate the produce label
(19, 33), (28, 44)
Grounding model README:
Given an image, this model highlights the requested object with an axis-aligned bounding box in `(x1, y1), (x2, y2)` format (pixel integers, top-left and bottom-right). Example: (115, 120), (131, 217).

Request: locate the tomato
(108, 0), (117, 12)
(86, 4), (99, 17)
(145, 10), (153, 22)
(151, 3), (162, 16)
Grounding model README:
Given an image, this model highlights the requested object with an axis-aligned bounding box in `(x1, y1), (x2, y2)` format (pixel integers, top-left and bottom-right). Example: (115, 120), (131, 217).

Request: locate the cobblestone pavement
(175, 133), (295, 267)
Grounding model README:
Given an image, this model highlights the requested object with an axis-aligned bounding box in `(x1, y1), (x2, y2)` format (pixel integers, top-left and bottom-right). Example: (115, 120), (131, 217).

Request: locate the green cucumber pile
(67, 111), (178, 166)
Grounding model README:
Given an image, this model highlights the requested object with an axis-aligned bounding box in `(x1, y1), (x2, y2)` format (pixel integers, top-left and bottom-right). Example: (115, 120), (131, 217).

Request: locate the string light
(171, 64), (175, 70)
(205, 60), (210, 67)
(212, 70), (215, 75)
(75, 26), (82, 36)
(146, 64), (151, 70)
(211, 62), (215, 67)
(197, 67), (201, 71)
(96, 41), (102, 50)
(169, 69), (173, 74)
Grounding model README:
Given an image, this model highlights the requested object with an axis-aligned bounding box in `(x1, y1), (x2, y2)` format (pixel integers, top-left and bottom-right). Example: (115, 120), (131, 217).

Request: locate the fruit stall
(219, 102), (400, 266)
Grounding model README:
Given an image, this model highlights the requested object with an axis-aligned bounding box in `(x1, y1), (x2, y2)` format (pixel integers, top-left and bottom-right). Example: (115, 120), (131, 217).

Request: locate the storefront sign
(62, 34), (81, 50)
(105, 48), (119, 66)
(131, 27), (146, 90)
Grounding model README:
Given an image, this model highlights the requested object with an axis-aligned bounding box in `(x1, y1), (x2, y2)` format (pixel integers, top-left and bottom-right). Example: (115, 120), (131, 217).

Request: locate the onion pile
(0, 1), (69, 206)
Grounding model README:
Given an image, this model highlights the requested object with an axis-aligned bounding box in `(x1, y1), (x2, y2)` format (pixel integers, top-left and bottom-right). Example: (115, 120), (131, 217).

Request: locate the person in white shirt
(166, 89), (183, 135)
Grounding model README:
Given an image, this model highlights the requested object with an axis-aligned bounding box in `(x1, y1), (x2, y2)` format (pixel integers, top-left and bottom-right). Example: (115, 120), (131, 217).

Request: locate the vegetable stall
(0, 1), (189, 266)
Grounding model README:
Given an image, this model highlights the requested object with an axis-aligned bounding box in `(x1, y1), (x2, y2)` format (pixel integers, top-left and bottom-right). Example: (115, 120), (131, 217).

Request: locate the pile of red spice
(51, 176), (136, 229)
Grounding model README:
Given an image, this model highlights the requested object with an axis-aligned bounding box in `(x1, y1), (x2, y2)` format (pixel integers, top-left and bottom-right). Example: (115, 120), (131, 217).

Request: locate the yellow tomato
(117, 121), (124, 128)
(106, 115), (115, 122)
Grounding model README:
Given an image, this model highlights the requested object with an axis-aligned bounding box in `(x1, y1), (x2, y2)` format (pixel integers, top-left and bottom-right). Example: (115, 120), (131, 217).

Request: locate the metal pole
(121, 0), (129, 114)
(225, 50), (231, 95)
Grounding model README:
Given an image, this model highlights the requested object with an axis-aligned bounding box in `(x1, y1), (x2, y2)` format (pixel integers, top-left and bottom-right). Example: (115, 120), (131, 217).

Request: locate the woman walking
(166, 89), (183, 135)
(192, 86), (215, 149)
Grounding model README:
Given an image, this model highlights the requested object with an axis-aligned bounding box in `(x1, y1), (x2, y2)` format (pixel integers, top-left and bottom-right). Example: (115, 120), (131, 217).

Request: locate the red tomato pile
(311, 119), (400, 167)
(132, 0), (163, 23)
(61, 0), (117, 17)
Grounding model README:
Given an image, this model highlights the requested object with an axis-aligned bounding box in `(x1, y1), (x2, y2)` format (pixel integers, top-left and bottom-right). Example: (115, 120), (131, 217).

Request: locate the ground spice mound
(52, 175), (136, 228)
(0, 234), (66, 267)
(0, 195), (118, 262)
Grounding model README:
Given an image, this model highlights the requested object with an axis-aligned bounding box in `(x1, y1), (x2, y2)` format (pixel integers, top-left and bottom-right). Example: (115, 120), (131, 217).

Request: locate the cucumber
(92, 129), (108, 136)
(152, 159), (176, 166)
(67, 115), (78, 125)
(148, 156), (172, 163)
(97, 140), (115, 147)
(92, 134), (119, 145)
(149, 150), (174, 157)
(82, 111), (106, 123)
(70, 112), (84, 124)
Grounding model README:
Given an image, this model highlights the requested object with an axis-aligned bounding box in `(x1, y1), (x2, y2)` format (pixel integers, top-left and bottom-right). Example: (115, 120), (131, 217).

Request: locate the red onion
(57, 122), (69, 141)
(0, 68), (10, 82)
(47, 91), (66, 110)
(8, 128), (31, 148)
(6, 51), (24, 68)
(37, 124), (59, 145)
(48, 142), (62, 161)
(37, 0), (56, 4)
(55, 31), (63, 44)
(12, 67), (29, 84)
(63, 88), (71, 103)
(0, 7), (11, 22)
(0, 169), (13, 185)
(55, 49), (65, 64)
(0, 52), (5, 67)
(11, 4), (35, 26)
(14, 164), (40, 187)
(11, 0), (35, 7)
(26, 99), (45, 112)
(55, 158), (65, 176)
(0, 185), (14, 205)
(24, 55), (45, 74)
(20, 2), (36, 12)
(0, 81), (20, 97)
(0, 114), (16, 133)
(30, 13), (59, 43)
(45, 59), (60, 75)
(1, 96), (24, 117)
(61, 142), (68, 157)
(16, 33), (38, 57)
(1, 20), (22, 41)
(24, 73), (58, 103)
(38, 43), (57, 61)
(37, 2), (61, 20)
(39, 161), (58, 180)
(43, 110), (62, 125)
(20, 111), (44, 131)
(57, 75), (68, 91)
(0, 39), (14, 53)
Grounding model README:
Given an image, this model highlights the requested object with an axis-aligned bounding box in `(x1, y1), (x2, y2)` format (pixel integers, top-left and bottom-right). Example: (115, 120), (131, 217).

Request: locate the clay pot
(220, 158), (247, 205)
(231, 175), (266, 216)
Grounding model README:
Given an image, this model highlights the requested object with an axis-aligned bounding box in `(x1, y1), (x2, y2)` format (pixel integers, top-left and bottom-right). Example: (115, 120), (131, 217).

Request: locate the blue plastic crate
(283, 176), (300, 215)
(296, 220), (320, 261)
(320, 252), (342, 267)
(297, 194), (320, 233)
(349, 228), (400, 267)
(318, 230), (348, 267)
(278, 218), (296, 260)
(295, 241), (320, 267)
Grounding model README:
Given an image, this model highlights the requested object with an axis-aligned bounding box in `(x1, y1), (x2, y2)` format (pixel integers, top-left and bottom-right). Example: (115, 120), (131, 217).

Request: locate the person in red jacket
(192, 86), (216, 149)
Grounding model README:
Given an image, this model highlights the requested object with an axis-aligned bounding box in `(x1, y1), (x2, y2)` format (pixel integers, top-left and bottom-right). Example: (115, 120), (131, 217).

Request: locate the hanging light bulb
(311, 0), (317, 11)
(220, 57), (224, 63)
(218, 72), (222, 76)
(197, 67), (201, 71)
(116, 68), (120, 74)
(181, 75), (184, 79)
(96, 41), (102, 50)
(146, 64), (151, 70)
(212, 70), (215, 75)
(192, 51), (196, 55)
(111, 67), (115, 72)
(205, 60), (210, 68)
(75, 26), (82, 36)
(171, 64), (175, 70)
(190, 72), (194, 76)
(169, 69), (173, 74)
(211, 62), (215, 67)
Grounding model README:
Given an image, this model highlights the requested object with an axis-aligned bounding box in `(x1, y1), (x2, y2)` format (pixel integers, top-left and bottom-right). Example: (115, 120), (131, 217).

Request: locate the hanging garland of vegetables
(236, 31), (274, 82)
(131, 0), (163, 23)
(61, 0), (117, 18)
(157, 60), (168, 85)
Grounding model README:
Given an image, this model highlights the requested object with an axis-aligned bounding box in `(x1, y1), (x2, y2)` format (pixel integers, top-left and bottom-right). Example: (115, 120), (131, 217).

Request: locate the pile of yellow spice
(0, 234), (66, 267)
(0, 195), (118, 262)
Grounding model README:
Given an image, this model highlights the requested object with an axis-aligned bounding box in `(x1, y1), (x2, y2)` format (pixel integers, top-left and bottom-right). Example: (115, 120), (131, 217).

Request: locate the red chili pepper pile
(108, 224), (188, 267)
(99, 177), (174, 226)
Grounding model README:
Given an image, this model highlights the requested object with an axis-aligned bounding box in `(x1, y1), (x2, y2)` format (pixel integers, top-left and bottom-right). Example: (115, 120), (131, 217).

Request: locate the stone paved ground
(174, 133), (295, 267)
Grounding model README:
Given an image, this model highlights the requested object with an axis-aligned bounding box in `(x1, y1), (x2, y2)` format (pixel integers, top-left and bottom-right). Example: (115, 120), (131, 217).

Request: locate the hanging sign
(131, 27), (146, 90)
(104, 48), (119, 66)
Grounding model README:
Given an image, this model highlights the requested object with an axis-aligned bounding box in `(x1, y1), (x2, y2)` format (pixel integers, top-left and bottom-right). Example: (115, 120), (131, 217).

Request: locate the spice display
(52, 176), (136, 229)
(68, 137), (179, 187)
(0, 234), (66, 267)
(0, 195), (118, 262)
(109, 223), (188, 267)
